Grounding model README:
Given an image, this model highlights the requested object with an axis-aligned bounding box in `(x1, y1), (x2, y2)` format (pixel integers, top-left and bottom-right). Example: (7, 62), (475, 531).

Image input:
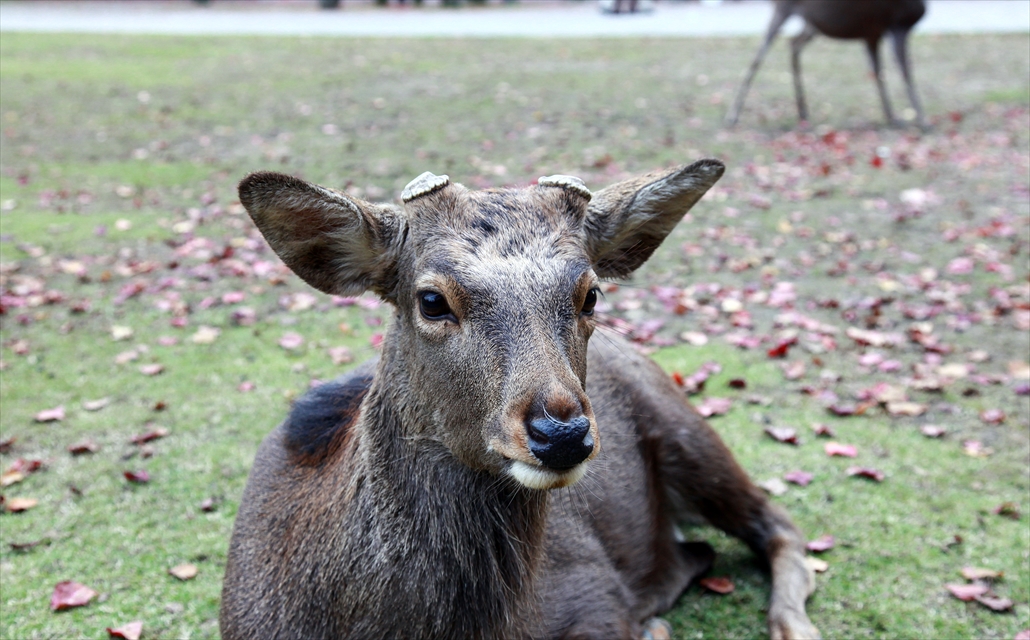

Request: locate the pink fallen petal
(824, 442), (858, 458)
(1014, 629), (1030, 640)
(973, 593), (1013, 612)
(946, 257), (974, 275)
(945, 582), (989, 601)
(812, 423), (835, 437)
(847, 466), (885, 482)
(34, 406), (65, 422)
(370, 333), (385, 348)
(50, 581), (98, 611)
(107, 620), (143, 640)
(806, 535), (835, 553)
(784, 470), (814, 486)
(139, 364), (164, 376)
(237, 381), (255, 393)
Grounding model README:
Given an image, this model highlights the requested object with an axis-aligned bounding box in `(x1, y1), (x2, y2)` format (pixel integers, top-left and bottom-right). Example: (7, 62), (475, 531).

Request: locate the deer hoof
(769, 608), (821, 640)
(641, 617), (673, 640)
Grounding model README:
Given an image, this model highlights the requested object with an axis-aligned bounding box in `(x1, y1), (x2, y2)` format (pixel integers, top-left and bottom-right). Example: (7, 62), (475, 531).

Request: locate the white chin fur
(508, 460), (588, 490)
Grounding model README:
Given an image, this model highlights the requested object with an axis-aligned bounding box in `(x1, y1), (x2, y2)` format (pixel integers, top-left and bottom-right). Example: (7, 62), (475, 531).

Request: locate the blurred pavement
(1, 0), (1028, 37)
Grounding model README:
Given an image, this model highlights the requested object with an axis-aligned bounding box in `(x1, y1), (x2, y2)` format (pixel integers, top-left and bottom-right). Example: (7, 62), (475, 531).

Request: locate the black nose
(526, 414), (593, 470)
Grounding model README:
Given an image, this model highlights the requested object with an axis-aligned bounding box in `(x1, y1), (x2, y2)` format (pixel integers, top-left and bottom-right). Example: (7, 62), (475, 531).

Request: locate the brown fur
(725, 0), (927, 128)
(221, 160), (819, 640)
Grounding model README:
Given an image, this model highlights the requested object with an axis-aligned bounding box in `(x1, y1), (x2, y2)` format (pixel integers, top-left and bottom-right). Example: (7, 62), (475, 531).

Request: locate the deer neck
(346, 346), (549, 638)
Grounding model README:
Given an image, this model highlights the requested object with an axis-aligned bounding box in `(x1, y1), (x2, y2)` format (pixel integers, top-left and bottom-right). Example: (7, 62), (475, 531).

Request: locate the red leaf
(870, 155), (883, 168)
(806, 535), (835, 553)
(131, 427), (169, 445)
(107, 621), (143, 640)
(699, 576), (735, 594)
(68, 441), (100, 455)
(671, 371), (685, 387)
(764, 427), (799, 445)
(945, 582), (989, 601)
(847, 466), (885, 482)
(50, 581), (97, 611)
(766, 337), (797, 359)
(34, 405), (65, 422)
(784, 470), (814, 486)
(727, 378), (747, 389)
(824, 442), (857, 458)
(992, 502), (1020, 520)
(370, 333), (384, 348)
(123, 470), (150, 484)
(7, 458), (43, 474)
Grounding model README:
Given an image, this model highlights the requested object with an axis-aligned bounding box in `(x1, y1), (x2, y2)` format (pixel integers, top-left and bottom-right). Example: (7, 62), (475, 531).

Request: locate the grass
(1, 30), (1028, 639)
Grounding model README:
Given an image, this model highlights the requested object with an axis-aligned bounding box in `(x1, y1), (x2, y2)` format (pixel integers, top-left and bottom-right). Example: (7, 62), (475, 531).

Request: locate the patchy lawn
(1, 31), (1028, 639)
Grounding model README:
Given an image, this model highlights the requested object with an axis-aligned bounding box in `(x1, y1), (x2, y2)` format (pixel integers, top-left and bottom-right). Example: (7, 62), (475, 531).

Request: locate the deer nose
(526, 413), (593, 471)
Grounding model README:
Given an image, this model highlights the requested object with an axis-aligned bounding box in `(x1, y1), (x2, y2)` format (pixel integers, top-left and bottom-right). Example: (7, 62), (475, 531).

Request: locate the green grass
(1, 31), (1028, 639)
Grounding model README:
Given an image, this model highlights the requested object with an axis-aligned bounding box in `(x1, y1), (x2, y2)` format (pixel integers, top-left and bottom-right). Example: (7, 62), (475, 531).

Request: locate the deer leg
(789, 24), (817, 123)
(865, 37), (897, 127)
(890, 28), (927, 129)
(725, 3), (792, 127)
(649, 413), (820, 639)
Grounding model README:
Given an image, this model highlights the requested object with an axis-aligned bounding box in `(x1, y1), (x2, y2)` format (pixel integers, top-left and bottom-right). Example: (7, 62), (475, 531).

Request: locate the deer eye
(581, 288), (599, 316)
(418, 291), (454, 321)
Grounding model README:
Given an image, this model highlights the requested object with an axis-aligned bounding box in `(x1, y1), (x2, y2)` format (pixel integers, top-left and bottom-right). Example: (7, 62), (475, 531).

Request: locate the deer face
(239, 160), (723, 490)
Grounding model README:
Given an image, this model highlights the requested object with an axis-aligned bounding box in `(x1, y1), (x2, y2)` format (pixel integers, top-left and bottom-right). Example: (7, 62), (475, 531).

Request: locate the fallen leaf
(727, 378), (747, 389)
(131, 427), (169, 445)
(764, 426), (799, 445)
(34, 405), (65, 422)
(696, 397), (732, 417)
(1, 470), (25, 486)
(992, 502), (1020, 520)
(68, 440), (100, 455)
(886, 401), (927, 417)
(920, 425), (947, 438)
(106, 621), (143, 640)
(50, 581), (98, 611)
(82, 398), (110, 411)
(139, 364), (164, 376)
(5, 497), (38, 512)
(824, 442), (858, 458)
(123, 470), (150, 484)
(784, 470), (814, 486)
(962, 440), (993, 458)
(812, 423), (835, 437)
(759, 478), (788, 496)
(279, 332), (304, 350)
(0, 437), (13, 453)
(847, 466), (885, 482)
(1014, 629), (1030, 640)
(199, 497), (217, 512)
(679, 331), (708, 346)
(169, 563), (198, 581)
(110, 325), (134, 341)
(767, 337), (797, 358)
(806, 535), (835, 553)
(961, 567), (1002, 581)
(974, 594), (1014, 612)
(1007, 360), (1030, 380)
(115, 350), (140, 365)
(190, 325), (220, 344)
(328, 346), (353, 365)
(946, 582), (990, 601)
(780, 360), (806, 380)
(980, 409), (1005, 424)
(699, 576), (735, 594)
(237, 381), (255, 392)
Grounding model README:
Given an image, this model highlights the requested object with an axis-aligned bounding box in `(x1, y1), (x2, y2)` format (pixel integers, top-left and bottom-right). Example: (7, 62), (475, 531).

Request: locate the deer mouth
(506, 459), (589, 490)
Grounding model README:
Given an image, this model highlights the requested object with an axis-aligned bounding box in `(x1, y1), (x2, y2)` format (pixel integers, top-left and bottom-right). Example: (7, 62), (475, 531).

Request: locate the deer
(220, 159), (821, 640)
(725, 0), (927, 129)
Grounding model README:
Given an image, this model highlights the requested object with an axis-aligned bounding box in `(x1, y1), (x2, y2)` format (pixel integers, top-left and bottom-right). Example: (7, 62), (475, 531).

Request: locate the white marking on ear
(538, 175), (592, 201)
(508, 460), (588, 490)
(402, 172), (450, 202)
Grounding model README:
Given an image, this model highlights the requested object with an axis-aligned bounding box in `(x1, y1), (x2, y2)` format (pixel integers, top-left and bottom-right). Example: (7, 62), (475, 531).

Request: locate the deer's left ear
(583, 159), (724, 278)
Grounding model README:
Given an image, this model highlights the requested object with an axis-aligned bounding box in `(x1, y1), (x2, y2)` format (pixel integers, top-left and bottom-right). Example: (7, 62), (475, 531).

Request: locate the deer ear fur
(238, 171), (406, 298)
(583, 159), (724, 279)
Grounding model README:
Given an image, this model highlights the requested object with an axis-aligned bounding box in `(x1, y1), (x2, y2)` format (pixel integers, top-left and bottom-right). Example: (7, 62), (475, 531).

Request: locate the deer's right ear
(239, 171), (406, 298)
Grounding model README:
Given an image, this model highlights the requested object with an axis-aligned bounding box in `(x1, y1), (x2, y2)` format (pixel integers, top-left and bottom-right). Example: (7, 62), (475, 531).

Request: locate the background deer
(220, 160), (819, 640)
(725, 0), (927, 128)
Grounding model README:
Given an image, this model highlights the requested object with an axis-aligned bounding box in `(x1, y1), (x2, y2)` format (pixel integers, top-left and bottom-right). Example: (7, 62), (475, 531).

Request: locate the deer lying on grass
(725, 0), (927, 128)
(221, 160), (820, 640)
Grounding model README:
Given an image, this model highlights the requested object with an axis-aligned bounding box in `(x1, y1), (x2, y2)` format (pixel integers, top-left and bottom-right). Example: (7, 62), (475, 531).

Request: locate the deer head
(238, 159), (724, 491)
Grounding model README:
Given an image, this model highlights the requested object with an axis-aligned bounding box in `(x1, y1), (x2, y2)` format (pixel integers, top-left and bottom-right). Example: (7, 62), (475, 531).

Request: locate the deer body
(725, 0), (927, 128)
(221, 161), (819, 639)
